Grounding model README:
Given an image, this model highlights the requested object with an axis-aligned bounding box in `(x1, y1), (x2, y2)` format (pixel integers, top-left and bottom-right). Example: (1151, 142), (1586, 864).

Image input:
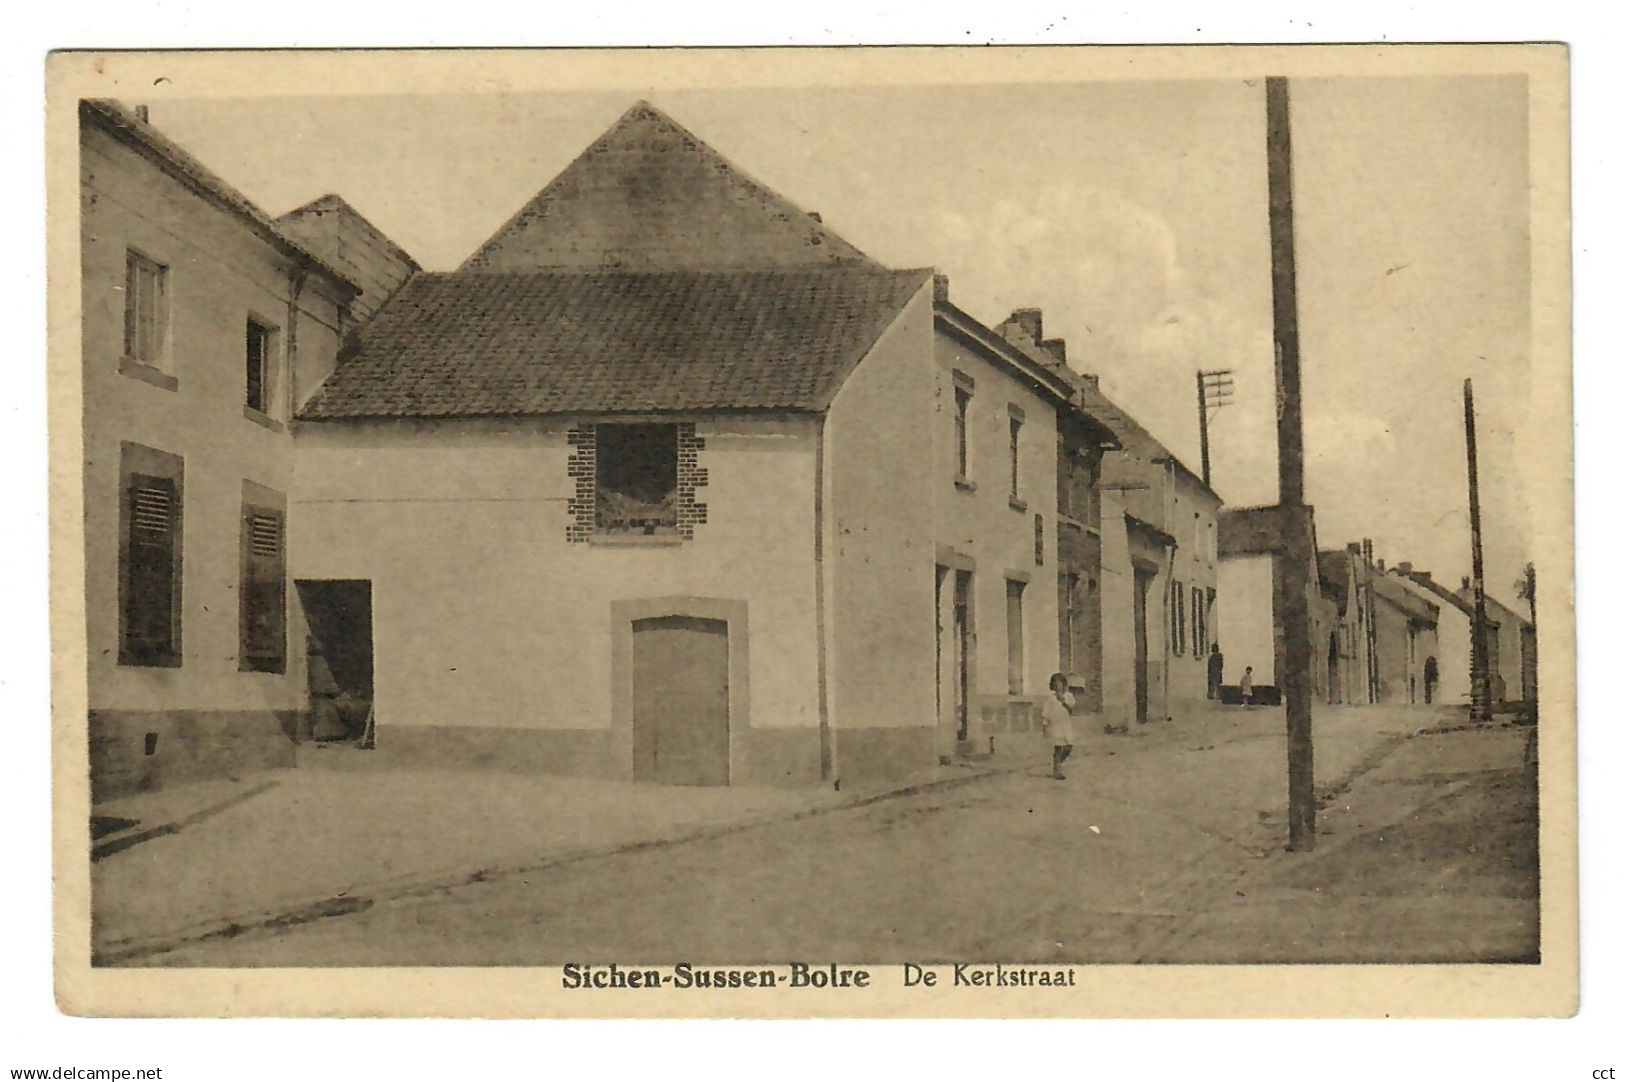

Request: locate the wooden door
(632, 616), (730, 786)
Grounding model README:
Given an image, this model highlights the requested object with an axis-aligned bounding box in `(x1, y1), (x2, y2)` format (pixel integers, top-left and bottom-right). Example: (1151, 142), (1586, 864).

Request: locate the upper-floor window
(1008, 406), (1024, 504)
(953, 385), (972, 482)
(1058, 445), (1099, 525)
(123, 250), (169, 371)
(596, 423), (678, 535)
(245, 318), (278, 415)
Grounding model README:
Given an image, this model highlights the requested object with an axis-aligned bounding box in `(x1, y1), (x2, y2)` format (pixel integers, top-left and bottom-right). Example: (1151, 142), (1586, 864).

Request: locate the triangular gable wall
(461, 101), (874, 271)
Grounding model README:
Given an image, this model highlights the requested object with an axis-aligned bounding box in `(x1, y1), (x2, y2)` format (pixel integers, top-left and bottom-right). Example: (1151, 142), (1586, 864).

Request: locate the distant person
(1423, 656), (1439, 704)
(1207, 643), (1224, 700)
(1040, 672), (1077, 781)
(1239, 666), (1254, 707)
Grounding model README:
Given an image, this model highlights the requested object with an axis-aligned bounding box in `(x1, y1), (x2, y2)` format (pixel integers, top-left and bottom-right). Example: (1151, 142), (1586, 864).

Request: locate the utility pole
(1267, 76), (1316, 851)
(1465, 379), (1493, 723)
(1517, 562), (1538, 722)
(1363, 537), (1380, 704)
(1197, 368), (1235, 487)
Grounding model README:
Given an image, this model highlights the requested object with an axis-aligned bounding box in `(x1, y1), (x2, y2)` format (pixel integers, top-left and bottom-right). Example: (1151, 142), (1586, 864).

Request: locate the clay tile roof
(298, 266), (931, 420)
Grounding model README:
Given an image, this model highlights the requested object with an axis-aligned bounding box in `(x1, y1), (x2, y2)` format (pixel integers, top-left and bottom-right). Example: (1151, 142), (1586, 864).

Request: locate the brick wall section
(566, 422), (709, 542)
(675, 424), (709, 538)
(565, 423), (598, 543)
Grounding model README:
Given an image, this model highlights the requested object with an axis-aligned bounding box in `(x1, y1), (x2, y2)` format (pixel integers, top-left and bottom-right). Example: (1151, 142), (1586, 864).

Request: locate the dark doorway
(1327, 634), (1342, 704)
(632, 615), (730, 786)
(295, 580), (373, 742)
(952, 570), (973, 742)
(1133, 567), (1153, 724)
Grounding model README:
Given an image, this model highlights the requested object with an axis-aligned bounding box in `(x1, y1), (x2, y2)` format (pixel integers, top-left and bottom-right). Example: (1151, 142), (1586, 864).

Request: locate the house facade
(81, 98), (1226, 797)
(1316, 545), (1378, 705)
(79, 100), (370, 800)
(1395, 566), (1533, 707)
(1217, 510), (1369, 707)
(929, 299), (1118, 760)
(1089, 385), (1224, 723)
(290, 101), (1131, 788)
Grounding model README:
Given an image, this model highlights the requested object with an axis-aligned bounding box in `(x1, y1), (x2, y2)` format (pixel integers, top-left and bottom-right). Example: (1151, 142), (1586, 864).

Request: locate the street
(108, 702), (1539, 967)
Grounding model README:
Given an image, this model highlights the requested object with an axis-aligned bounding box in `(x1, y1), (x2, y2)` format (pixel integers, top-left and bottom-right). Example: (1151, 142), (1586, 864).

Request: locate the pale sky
(148, 76), (1533, 607)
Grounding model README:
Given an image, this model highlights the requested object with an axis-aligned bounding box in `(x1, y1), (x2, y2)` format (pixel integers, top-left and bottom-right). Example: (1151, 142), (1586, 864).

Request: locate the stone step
(294, 740), (385, 771)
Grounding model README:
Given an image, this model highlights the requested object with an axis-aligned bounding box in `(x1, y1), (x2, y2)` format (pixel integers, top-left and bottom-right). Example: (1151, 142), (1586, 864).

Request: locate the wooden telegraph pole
(1465, 379), (1494, 723)
(1197, 368), (1235, 488)
(1267, 77), (1316, 851)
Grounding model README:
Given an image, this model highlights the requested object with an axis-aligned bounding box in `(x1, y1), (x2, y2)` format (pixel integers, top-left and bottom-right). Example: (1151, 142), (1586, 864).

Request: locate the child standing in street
(1040, 672), (1077, 780)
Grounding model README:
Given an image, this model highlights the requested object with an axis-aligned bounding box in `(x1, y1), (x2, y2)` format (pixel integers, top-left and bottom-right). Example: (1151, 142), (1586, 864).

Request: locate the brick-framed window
(245, 317), (278, 416)
(567, 421), (709, 542)
(118, 442), (183, 667)
(239, 481), (287, 673)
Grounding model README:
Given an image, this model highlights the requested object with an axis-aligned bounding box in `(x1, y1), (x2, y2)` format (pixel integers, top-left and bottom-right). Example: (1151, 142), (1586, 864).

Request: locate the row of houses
(78, 97), (1519, 802)
(1217, 509), (1534, 710)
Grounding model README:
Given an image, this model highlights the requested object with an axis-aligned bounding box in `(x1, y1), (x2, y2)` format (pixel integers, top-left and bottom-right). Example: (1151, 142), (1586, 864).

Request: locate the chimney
(1376, 558), (1385, 573)
(134, 104), (149, 123)
(1010, 308), (1044, 344)
(932, 273), (950, 304)
(1396, 561), (1412, 576)
(1038, 337), (1067, 365)
(1462, 576), (1472, 592)
(1413, 570), (1432, 585)
(1079, 373), (1100, 390)
(807, 211), (822, 223)
(1347, 542), (1362, 556)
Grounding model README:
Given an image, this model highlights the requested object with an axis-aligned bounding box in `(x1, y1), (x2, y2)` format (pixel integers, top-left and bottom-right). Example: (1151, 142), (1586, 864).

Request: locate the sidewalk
(90, 754), (1009, 963)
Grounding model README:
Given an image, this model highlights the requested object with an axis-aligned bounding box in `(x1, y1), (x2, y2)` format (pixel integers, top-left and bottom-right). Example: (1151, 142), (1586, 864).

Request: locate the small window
(1006, 579), (1026, 695)
(120, 472), (182, 666)
(953, 386), (972, 480)
(1033, 513), (1044, 566)
(596, 424), (679, 535)
(245, 319), (277, 414)
(240, 502), (287, 672)
(123, 250), (169, 370)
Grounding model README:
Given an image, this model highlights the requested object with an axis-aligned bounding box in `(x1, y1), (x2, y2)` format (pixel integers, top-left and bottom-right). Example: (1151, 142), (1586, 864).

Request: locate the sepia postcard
(46, 44), (1576, 1018)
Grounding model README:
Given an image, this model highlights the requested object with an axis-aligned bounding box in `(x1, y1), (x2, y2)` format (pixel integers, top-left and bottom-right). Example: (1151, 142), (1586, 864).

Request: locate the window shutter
(125, 475), (178, 659)
(240, 505), (286, 671)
